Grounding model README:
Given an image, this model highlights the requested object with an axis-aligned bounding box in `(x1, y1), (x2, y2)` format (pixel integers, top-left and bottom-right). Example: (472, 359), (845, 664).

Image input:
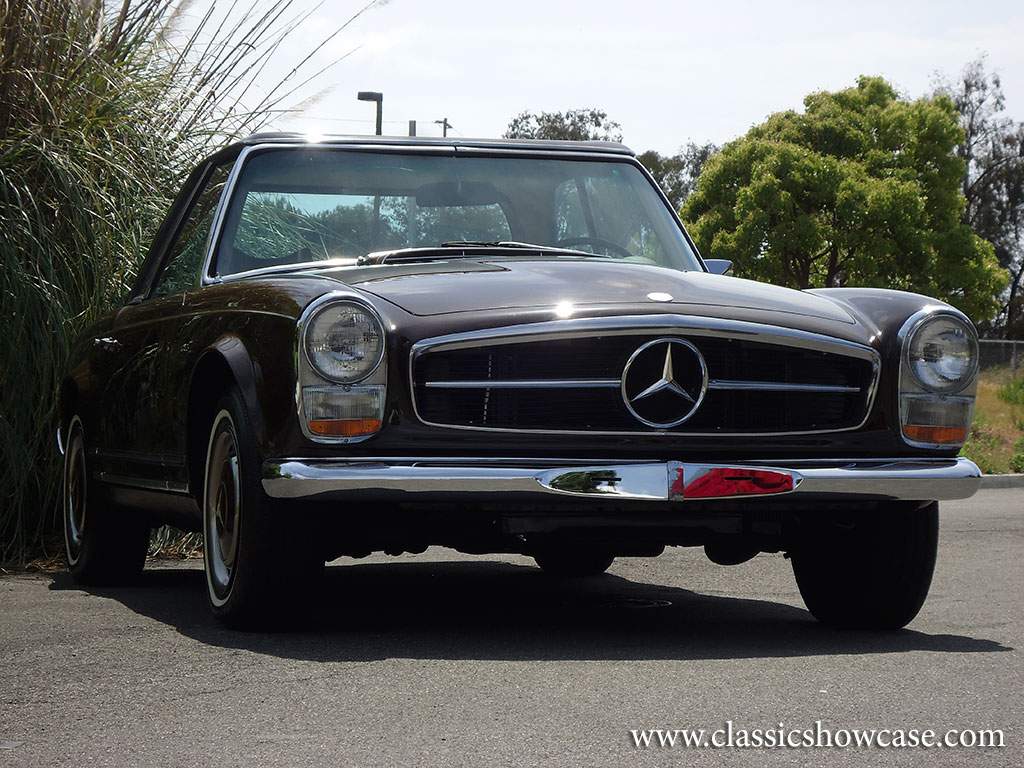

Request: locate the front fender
(807, 287), (964, 339)
(191, 324), (297, 467)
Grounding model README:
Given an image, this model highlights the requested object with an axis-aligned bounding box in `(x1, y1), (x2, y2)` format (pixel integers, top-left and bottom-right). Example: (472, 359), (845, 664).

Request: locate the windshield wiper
(441, 240), (591, 251)
(358, 241), (602, 265)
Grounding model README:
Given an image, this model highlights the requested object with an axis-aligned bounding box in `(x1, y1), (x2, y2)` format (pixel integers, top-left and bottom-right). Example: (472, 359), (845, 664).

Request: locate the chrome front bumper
(262, 457), (981, 503)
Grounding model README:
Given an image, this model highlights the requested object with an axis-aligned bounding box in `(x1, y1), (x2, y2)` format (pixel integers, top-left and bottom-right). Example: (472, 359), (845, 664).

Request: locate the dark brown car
(60, 135), (982, 628)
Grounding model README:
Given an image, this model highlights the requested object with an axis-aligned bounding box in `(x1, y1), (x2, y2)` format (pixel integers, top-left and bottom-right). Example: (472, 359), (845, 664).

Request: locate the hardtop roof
(237, 132), (636, 156)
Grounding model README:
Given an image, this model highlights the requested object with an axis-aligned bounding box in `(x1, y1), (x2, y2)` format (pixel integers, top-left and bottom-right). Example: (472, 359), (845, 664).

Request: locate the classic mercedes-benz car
(60, 134), (982, 628)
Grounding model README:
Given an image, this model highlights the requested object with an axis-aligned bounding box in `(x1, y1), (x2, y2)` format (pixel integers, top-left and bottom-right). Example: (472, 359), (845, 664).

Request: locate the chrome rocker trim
(262, 457), (982, 503)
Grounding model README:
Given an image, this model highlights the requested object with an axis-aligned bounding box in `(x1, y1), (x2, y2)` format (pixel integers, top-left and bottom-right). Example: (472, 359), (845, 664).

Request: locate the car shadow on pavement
(48, 560), (1011, 663)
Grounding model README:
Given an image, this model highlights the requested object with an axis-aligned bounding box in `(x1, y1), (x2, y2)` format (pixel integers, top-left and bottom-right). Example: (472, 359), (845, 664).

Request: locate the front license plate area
(669, 463), (796, 501)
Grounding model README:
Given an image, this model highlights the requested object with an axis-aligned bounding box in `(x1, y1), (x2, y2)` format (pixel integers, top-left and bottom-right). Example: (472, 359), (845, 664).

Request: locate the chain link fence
(979, 340), (1022, 378)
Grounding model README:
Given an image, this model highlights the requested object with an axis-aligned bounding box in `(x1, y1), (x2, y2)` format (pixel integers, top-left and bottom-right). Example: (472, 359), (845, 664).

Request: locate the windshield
(212, 147), (702, 276)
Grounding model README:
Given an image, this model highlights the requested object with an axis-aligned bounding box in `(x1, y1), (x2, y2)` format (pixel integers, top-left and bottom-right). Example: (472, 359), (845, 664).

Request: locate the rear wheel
(533, 546), (615, 577)
(203, 390), (322, 628)
(790, 502), (939, 630)
(63, 416), (149, 585)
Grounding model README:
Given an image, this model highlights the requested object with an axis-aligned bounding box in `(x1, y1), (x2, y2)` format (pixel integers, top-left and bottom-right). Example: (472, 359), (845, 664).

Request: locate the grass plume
(0, 0), (378, 563)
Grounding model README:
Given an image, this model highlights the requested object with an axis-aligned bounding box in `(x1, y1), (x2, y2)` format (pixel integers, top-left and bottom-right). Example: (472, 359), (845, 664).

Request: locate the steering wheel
(555, 236), (635, 259)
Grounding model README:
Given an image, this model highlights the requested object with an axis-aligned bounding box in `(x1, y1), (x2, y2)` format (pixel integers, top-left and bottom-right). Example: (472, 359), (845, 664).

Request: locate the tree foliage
(682, 76), (1007, 323)
(638, 142), (718, 211)
(504, 108), (623, 142)
(934, 57), (1024, 338)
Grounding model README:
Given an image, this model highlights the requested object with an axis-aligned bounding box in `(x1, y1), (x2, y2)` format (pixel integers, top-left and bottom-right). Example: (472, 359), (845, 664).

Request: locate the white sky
(233, 0), (1024, 154)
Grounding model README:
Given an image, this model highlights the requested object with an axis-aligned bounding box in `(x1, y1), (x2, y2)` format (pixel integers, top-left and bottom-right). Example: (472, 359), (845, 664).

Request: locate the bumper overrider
(262, 457), (981, 503)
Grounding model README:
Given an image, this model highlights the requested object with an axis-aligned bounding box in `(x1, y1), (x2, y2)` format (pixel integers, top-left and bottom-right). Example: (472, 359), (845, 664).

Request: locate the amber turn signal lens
(308, 418), (382, 436)
(902, 425), (969, 444)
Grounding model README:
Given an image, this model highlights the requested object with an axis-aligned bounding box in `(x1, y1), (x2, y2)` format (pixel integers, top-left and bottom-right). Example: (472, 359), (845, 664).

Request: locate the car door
(94, 159), (235, 491)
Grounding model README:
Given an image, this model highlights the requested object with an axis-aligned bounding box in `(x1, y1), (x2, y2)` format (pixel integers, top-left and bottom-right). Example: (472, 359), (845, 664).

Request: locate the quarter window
(152, 162), (233, 297)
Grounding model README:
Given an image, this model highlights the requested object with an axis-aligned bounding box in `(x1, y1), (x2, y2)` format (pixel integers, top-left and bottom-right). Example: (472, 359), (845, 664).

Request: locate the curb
(979, 474), (1024, 489)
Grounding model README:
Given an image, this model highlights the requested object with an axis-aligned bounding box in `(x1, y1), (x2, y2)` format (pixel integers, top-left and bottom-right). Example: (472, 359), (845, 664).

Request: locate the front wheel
(63, 416), (149, 585)
(790, 502), (939, 630)
(202, 390), (322, 628)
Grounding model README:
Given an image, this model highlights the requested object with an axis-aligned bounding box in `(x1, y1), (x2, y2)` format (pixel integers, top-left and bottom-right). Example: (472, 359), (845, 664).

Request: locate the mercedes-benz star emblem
(621, 338), (707, 428)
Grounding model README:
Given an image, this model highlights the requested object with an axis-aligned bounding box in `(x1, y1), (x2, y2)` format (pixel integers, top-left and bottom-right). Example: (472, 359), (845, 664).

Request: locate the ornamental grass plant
(0, 0), (375, 563)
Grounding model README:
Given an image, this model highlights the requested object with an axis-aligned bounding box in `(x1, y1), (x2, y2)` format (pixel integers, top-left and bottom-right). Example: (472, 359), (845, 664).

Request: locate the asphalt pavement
(1, 489), (1021, 767)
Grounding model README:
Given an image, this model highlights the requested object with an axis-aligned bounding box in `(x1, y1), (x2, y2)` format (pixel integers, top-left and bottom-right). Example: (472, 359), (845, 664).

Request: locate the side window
(152, 162), (233, 297)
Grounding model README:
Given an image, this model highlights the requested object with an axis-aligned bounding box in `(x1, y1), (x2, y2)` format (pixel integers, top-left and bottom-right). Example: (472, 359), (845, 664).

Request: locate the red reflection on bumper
(671, 467), (795, 500)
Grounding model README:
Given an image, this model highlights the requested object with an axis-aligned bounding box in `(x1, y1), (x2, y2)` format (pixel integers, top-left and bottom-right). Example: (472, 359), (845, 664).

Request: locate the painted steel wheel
(202, 389), (323, 628)
(63, 416), (148, 584)
(204, 408), (242, 606)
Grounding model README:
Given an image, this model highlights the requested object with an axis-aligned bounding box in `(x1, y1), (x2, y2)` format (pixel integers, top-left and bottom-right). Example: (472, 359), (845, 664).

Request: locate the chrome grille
(411, 321), (879, 435)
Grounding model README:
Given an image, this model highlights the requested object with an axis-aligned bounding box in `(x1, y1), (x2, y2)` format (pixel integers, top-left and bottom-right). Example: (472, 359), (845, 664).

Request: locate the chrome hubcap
(206, 418), (241, 599)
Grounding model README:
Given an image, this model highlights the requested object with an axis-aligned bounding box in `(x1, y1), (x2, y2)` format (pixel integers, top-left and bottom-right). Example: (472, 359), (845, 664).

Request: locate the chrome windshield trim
(199, 142), (650, 285)
(707, 380), (862, 393)
(424, 379), (621, 389)
(261, 457), (981, 503)
(199, 145), (255, 286)
(409, 314), (881, 438)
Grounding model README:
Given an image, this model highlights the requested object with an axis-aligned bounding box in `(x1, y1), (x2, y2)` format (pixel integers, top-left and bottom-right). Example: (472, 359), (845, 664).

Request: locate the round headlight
(906, 314), (978, 393)
(304, 301), (384, 383)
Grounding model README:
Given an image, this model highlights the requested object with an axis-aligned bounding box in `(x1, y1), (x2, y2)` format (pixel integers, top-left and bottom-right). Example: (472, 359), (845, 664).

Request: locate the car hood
(320, 259), (856, 325)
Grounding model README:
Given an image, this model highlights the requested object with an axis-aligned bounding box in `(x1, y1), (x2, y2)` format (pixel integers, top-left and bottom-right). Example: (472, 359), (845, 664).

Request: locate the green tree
(504, 108), (623, 142)
(638, 142), (718, 211)
(681, 76), (1007, 323)
(934, 56), (1024, 337)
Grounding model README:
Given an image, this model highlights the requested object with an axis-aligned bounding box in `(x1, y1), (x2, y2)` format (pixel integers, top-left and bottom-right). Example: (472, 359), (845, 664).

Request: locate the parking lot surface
(1, 489), (1020, 767)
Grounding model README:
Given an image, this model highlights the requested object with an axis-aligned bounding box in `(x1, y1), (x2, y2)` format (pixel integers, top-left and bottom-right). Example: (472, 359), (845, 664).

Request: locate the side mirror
(704, 258), (733, 276)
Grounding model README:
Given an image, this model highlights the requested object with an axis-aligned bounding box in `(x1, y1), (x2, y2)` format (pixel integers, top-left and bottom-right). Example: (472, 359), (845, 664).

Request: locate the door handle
(93, 337), (121, 351)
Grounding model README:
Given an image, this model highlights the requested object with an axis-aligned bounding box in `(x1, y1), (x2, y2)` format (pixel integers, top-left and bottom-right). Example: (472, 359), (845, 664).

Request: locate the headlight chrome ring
(302, 298), (385, 384)
(904, 312), (978, 395)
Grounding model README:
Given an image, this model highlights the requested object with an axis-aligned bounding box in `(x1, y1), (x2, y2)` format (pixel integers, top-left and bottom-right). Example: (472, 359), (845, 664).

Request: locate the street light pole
(357, 91), (384, 247)
(357, 91), (383, 135)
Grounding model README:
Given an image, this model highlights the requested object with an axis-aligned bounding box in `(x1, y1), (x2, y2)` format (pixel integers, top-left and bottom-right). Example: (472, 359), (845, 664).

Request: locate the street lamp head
(356, 91), (384, 136)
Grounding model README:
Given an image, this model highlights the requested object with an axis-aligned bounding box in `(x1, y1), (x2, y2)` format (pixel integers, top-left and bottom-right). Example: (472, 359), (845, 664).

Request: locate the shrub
(960, 443), (999, 475)
(1011, 437), (1024, 474)
(998, 377), (1024, 407)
